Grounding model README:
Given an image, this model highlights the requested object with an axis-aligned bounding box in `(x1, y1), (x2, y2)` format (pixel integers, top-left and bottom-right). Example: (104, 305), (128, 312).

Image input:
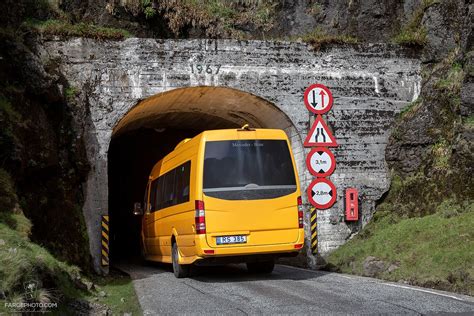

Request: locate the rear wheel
(246, 261), (275, 274)
(172, 242), (190, 278)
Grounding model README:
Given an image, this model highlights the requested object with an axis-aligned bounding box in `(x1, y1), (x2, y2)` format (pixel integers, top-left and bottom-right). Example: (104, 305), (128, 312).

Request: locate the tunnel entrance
(107, 86), (301, 263)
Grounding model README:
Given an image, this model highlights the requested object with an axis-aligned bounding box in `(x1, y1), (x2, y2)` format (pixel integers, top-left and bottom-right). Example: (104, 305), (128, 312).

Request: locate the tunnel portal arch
(107, 86), (306, 265)
(43, 38), (421, 274)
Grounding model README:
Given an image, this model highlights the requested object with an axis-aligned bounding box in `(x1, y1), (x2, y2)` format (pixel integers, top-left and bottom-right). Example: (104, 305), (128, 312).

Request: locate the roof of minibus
(149, 128), (289, 177)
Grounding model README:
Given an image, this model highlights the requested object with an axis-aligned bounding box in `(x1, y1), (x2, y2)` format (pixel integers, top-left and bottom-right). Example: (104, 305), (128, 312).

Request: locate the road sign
(306, 147), (336, 177)
(304, 115), (338, 147)
(304, 83), (333, 115)
(307, 178), (337, 209)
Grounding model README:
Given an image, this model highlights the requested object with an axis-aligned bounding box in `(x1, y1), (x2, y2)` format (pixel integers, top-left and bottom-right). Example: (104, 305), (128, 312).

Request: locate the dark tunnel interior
(108, 128), (199, 261)
(107, 118), (242, 262)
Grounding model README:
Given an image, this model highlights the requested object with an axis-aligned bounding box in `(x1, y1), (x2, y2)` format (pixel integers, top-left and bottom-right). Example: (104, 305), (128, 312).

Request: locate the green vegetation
(464, 115), (474, 128)
(142, 0), (157, 19)
(306, 3), (322, 16)
(327, 200), (474, 295)
(431, 139), (451, 170)
(301, 27), (358, 49)
(65, 86), (78, 102)
(140, 0), (278, 38)
(435, 62), (465, 93)
(392, 0), (439, 46)
(0, 169), (141, 314)
(26, 19), (132, 40)
(91, 273), (142, 315)
(399, 98), (422, 119)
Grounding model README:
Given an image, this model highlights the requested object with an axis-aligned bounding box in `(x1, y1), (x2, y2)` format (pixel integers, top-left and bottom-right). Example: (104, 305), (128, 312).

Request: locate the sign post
(303, 83), (337, 254)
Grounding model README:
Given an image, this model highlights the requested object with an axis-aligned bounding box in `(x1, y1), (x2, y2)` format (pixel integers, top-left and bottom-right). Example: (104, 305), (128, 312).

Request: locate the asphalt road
(117, 263), (474, 315)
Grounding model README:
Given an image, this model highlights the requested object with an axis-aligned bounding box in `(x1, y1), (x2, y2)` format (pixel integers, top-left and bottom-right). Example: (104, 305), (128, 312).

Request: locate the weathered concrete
(39, 38), (420, 273)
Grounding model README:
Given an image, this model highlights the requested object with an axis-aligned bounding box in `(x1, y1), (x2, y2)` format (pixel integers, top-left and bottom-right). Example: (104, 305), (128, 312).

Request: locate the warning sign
(304, 115), (338, 147)
(306, 147), (336, 177)
(304, 83), (333, 115)
(307, 178), (337, 209)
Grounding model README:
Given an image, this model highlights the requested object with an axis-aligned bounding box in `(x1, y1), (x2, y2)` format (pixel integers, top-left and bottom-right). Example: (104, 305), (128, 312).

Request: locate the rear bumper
(191, 228), (304, 263)
(194, 252), (298, 266)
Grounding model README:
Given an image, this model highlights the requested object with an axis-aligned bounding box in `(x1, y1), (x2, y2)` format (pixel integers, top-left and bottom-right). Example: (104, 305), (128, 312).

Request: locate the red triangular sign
(304, 115), (338, 147)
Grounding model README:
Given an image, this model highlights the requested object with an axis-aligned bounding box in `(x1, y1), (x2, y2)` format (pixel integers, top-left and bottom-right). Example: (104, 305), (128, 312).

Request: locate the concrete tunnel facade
(40, 38), (421, 273)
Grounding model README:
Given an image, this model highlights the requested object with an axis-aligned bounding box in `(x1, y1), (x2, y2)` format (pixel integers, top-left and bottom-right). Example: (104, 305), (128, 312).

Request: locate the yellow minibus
(134, 127), (304, 277)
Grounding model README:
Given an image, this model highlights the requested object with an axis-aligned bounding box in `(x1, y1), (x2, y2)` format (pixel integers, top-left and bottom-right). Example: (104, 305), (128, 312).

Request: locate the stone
(74, 277), (95, 291)
(362, 256), (387, 277)
(387, 263), (400, 273)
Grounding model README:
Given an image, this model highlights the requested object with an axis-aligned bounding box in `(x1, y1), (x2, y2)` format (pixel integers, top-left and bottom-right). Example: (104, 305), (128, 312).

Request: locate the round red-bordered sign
(307, 178), (337, 209)
(306, 147), (336, 177)
(304, 83), (334, 115)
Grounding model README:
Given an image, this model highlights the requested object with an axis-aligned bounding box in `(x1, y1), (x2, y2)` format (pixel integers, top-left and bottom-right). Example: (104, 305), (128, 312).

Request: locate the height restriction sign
(307, 178), (337, 209)
(304, 83), (333, 115)
(306, 147), (336, 177)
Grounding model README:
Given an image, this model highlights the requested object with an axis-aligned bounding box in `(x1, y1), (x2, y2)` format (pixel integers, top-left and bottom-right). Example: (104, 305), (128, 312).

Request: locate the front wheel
(246, 261), (275, 274)
(172, 242), (190, 278)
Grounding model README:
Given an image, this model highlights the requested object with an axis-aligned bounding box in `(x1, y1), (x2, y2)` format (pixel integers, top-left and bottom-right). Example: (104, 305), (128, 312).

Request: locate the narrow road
(117, 263), (474, 315)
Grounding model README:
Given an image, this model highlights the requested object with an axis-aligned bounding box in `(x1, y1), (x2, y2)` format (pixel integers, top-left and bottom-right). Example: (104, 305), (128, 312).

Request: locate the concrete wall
(39, 38), (421, 273)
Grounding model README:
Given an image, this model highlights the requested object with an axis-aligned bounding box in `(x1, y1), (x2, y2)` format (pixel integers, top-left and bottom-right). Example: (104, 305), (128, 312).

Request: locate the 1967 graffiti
(189, 64), (221, 74)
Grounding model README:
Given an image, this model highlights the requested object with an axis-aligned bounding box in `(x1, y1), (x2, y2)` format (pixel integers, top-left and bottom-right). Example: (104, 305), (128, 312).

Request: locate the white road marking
(281, 265), (472, 303)
(380, 282), (469, 302)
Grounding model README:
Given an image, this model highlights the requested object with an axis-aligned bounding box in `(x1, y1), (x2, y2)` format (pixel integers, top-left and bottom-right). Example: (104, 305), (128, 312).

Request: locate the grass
(0, 220), (84, 312)
(142, 0), (277, 38)
(326, 202), (474, 295)
(464, 115), (474, 128)
(431, 139), (451, 170)
(0, 168), (141, 314)
(301, 27), (358, 49)
(306, 3), (322, 16)
(392, 0), (439, 46)
(90, 272), (142, 315)
(65, 86), (78, 102)
(399, 98), (422, 119)
(26, 19), (132, 40)
(435, 62), (465, 93)
(393, 28), (427, 46)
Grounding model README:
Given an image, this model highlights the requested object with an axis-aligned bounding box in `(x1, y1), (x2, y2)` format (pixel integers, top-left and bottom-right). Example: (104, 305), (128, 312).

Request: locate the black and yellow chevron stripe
(310, 208), (317, 254)
(101, 215), (109, 266)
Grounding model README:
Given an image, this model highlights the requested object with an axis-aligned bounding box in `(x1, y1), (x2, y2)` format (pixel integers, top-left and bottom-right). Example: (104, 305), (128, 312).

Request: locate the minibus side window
(175, 161), (191, 204)
(155, 176), (165, 211)
(149, 179), (158, 212)
(143, 184), (149, 213)
(152, 161), (191, 212)
(162, 170), (176, 209)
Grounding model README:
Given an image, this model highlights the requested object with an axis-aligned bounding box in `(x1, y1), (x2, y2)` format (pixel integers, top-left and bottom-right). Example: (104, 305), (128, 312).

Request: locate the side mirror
(133, 202), (143, 216)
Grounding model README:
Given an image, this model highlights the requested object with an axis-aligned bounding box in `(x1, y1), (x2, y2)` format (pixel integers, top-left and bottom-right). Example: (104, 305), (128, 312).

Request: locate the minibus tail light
(195, 200), (206, 234)
(297, 196), (304, 228)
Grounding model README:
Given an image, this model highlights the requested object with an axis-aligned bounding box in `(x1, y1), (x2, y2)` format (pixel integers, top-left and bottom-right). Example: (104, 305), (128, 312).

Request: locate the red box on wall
(345, 188), (358, 221)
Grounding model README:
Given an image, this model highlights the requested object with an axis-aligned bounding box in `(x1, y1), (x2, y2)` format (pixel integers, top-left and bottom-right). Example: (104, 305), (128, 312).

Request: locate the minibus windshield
(203, 140), (297, 200)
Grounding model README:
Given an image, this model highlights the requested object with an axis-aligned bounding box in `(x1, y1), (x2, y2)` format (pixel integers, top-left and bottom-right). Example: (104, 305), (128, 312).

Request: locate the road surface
(117, 263), (474, 315)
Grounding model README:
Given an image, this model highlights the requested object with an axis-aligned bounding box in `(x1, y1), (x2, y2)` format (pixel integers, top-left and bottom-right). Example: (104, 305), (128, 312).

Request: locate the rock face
(362, 256), (387, 277)
(39, 38), (420, 273)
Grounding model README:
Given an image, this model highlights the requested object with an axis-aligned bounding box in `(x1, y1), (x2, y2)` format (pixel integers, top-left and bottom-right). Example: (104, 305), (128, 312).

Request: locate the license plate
(216, 235), (247, 245)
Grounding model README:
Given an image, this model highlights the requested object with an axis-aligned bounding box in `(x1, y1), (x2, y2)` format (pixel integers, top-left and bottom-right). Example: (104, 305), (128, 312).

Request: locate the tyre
(172, 242), (190, 278)
(246, 261), (275, 274)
